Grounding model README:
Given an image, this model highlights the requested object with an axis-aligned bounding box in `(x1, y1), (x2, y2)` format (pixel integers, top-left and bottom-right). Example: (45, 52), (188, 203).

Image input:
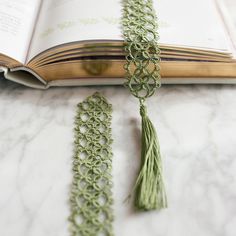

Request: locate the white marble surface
(1, 82), (236, 236)
(1, 2), (236, 236)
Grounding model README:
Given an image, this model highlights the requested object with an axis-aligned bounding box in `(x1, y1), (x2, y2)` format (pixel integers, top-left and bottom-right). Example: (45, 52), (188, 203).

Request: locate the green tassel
(134, 100), (167, 211)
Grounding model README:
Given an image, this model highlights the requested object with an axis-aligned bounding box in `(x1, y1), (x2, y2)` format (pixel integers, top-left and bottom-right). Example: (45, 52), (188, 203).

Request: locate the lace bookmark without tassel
(122, 0), (167, 210)
(69, 92), (114, 236)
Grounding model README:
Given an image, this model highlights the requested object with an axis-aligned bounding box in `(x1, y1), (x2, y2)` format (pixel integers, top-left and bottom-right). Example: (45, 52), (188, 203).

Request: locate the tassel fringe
(134, 100), (167, 211)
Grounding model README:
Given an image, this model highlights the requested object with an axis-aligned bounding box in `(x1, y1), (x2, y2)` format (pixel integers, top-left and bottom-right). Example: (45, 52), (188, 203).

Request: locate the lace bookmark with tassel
(122, 0), (167, 211)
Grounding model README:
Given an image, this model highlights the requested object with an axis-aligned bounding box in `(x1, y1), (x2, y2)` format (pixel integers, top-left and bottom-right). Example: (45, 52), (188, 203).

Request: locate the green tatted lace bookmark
(122, 0), (167, 210)
(69, 92), (114, 236)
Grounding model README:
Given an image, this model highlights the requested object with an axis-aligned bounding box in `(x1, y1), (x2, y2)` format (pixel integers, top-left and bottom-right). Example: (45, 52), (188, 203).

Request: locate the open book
(0, 0), (236, 89)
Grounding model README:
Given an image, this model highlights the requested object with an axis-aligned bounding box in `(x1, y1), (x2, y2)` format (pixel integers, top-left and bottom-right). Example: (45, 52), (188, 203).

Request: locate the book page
(157, 0), (231, 52)
(0, 0), (41, 63)
(28, 0), (232, 61)
(27, 0), (122, 61)
(216, 0), (236, 57)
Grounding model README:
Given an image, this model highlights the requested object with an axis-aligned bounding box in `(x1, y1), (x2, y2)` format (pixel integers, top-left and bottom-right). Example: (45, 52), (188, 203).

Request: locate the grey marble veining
(0, 79), (236, 236)
(1, 0), (236, 235)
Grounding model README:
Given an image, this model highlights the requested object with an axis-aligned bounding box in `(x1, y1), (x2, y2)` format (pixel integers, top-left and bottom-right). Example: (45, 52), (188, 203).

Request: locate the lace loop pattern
(69, 93), (114, 236)
(122, 0), (161, 99)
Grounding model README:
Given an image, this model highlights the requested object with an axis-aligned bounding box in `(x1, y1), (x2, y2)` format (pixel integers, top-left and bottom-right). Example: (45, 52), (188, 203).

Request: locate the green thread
(134, 102), (167, 210)
(122, 0), (167, 210)
(69, 92), (114, 236)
